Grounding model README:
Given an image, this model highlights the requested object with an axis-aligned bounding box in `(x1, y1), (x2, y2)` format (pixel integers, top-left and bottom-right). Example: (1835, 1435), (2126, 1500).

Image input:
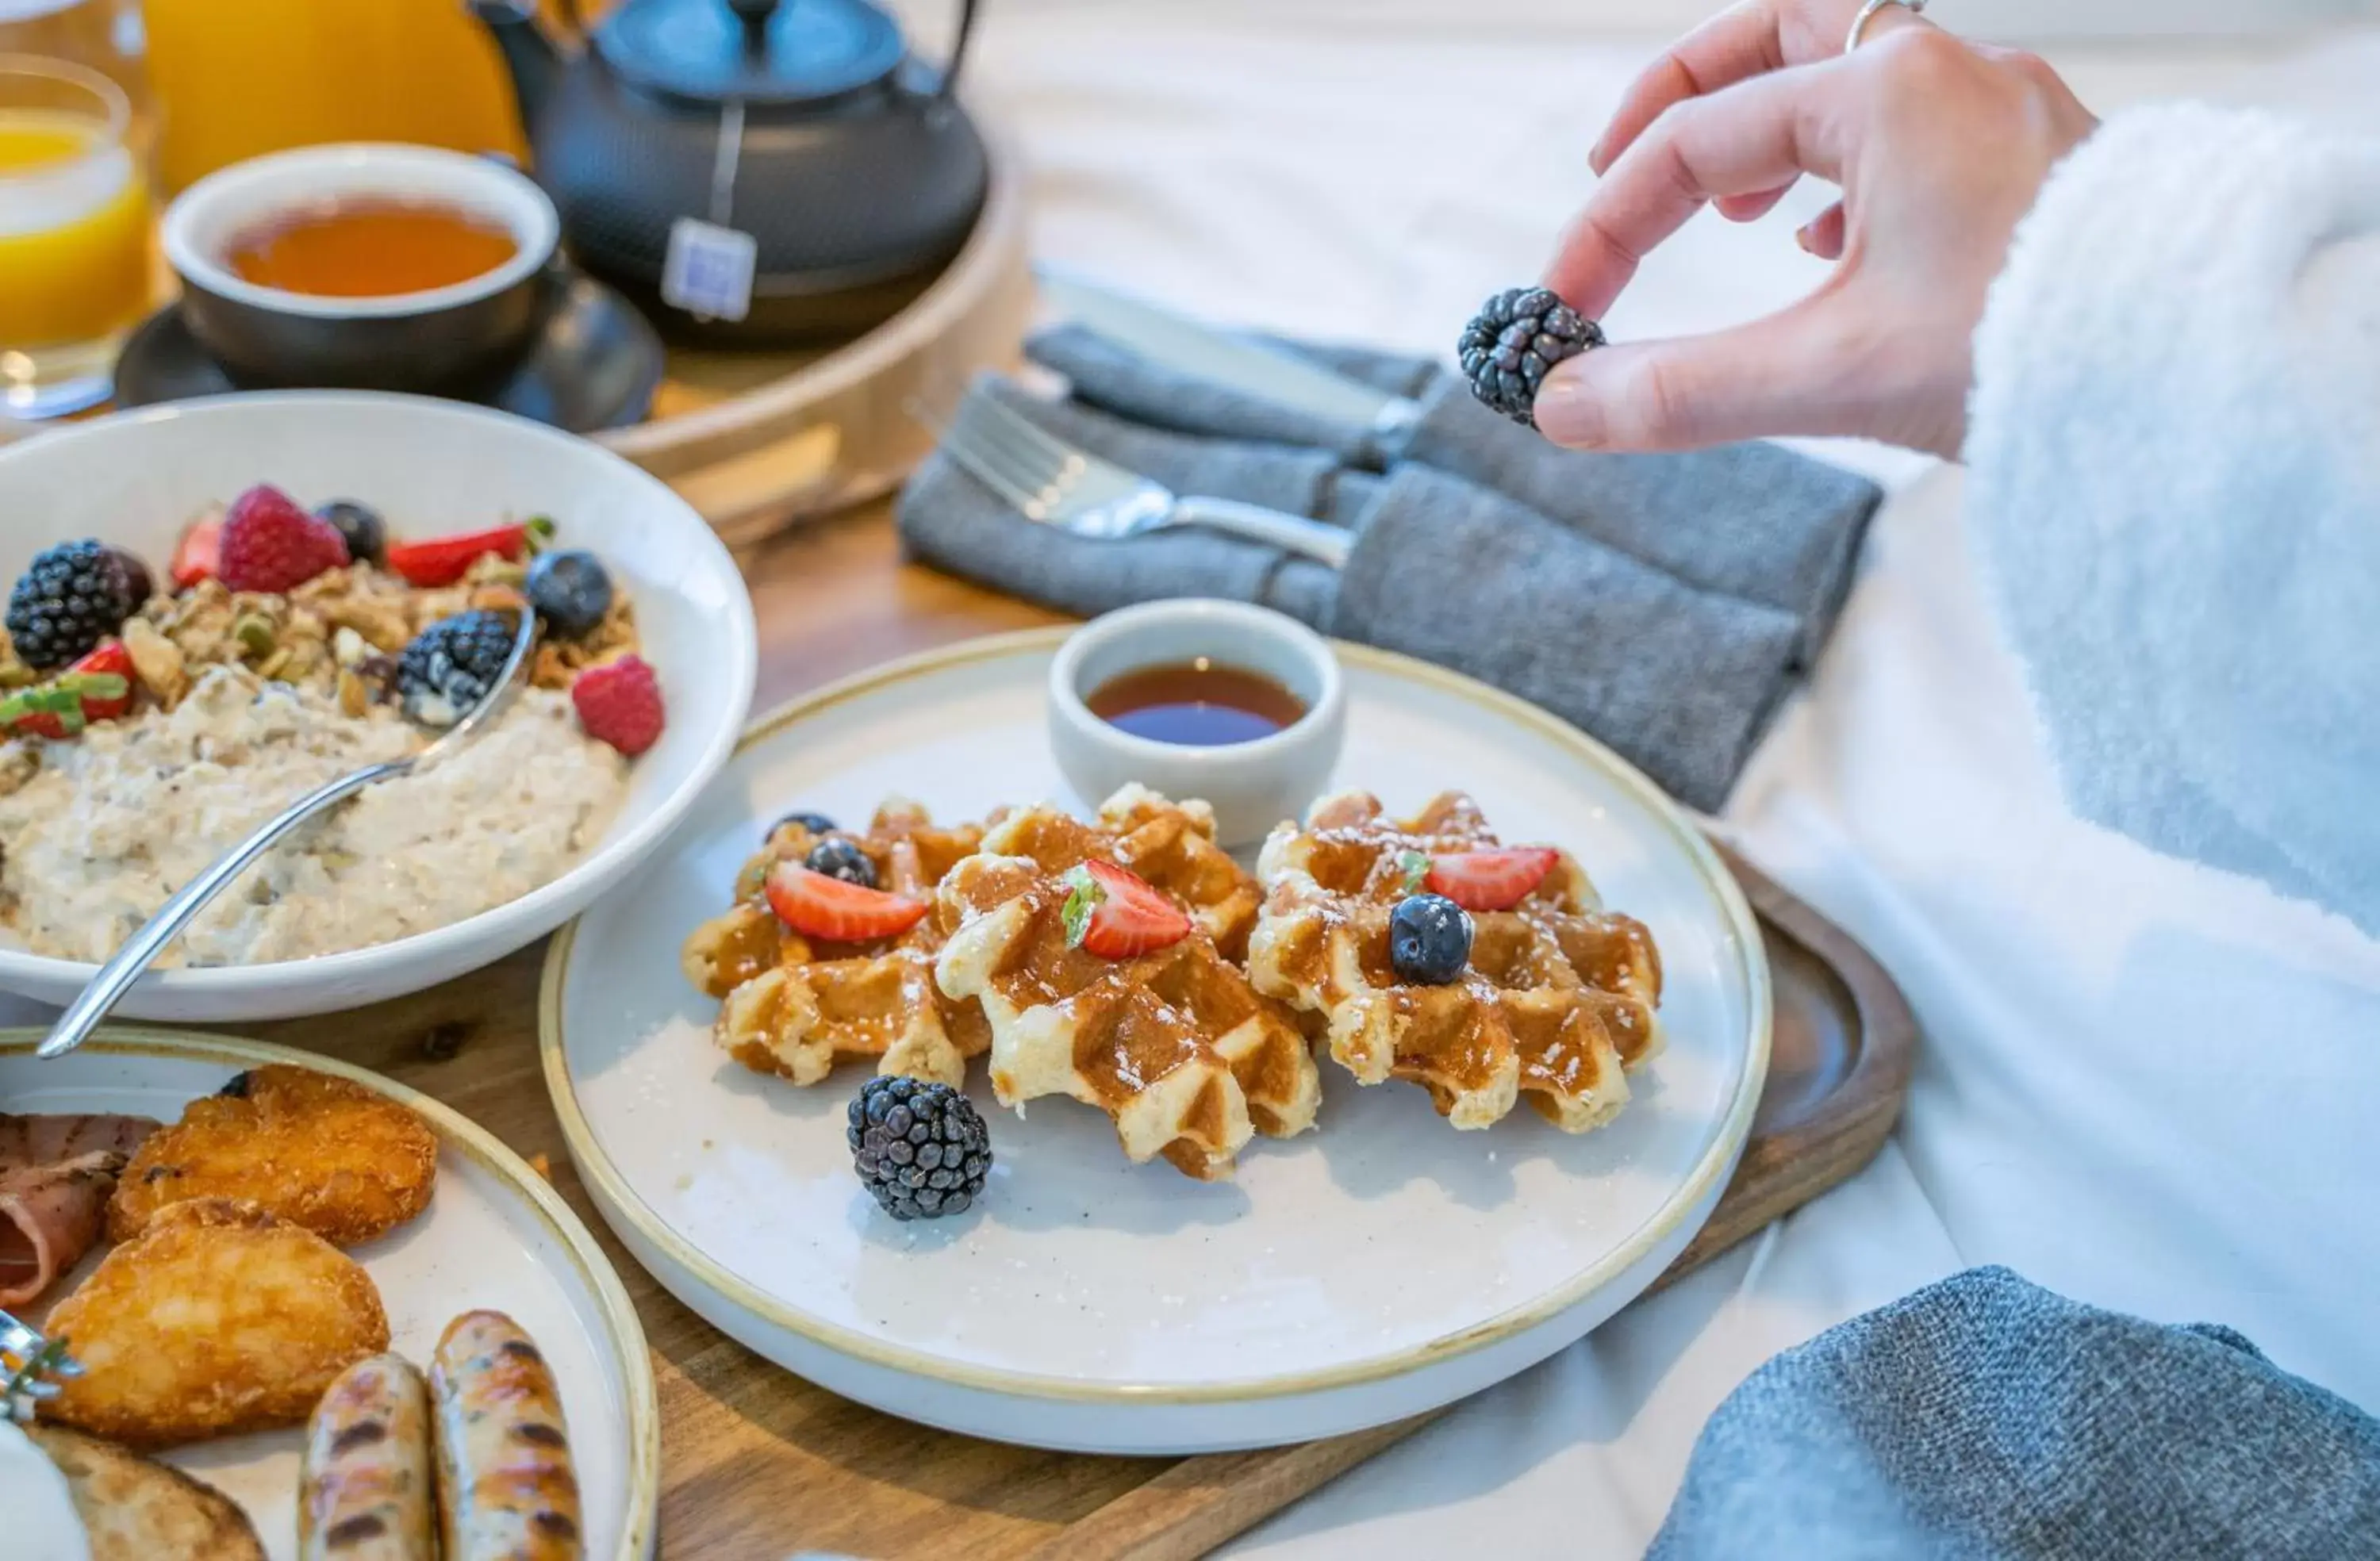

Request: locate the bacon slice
(0, 1113), (158, 1306)
(0, 1112), (156, 1175)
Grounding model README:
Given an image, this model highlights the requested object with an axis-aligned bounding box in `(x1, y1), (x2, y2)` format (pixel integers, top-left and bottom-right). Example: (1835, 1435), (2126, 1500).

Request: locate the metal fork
(0, 1309), (79, 1423)
(925, 389), (1353, 568)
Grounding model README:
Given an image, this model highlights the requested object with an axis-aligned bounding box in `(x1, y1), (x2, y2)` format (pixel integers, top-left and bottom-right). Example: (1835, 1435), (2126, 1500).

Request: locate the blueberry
(315, 500), (386, 566)
(1389, 893), (1473, 985)
(774, 811), (838, 838)
(524, 549), (614, 639)
(805, 837), (877, 889)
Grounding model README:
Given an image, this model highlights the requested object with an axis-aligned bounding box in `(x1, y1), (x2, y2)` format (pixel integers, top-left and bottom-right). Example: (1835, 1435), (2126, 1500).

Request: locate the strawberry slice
(384, 522), (534, 588)
(1061, 859), (1191, 959)
(2, 641), (135, 739)
(1424, 847), (1560, 912)
(765, 861), (929, 942)
(171, 515), (224, 587)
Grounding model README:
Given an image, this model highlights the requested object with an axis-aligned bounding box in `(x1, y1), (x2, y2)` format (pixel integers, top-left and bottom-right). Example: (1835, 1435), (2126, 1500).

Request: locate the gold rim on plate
(540, 627), (1773, 1407)
(0, 1025), (662, 1561)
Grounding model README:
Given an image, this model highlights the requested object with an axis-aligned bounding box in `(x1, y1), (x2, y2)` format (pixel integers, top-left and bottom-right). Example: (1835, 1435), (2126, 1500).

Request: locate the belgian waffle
(1248, 790), (1662, 1132)
(932, 791), (1320, 1179)
(681, 800), (991, 1088)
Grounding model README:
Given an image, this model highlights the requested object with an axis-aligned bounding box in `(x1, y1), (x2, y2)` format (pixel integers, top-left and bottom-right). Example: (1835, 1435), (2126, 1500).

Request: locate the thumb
(1530, 293), (1870, 452)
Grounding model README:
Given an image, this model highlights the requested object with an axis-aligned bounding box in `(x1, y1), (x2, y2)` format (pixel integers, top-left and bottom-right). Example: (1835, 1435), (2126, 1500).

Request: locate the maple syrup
(1085, 658), (1307, 746)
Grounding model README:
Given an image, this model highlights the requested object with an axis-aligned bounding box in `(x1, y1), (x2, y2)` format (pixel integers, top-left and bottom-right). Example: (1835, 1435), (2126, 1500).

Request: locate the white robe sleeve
(1964, 102), (2380, 936)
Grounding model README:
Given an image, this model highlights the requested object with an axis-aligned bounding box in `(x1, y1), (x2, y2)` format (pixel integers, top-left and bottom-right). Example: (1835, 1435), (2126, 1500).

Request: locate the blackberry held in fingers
(6, 539), (140, 670)
(849, 1076), (992, 1221)
(804, 837), (879, 890)
(395, 609), (517, 725)
(1389, 892), (1474, 985)
(1457, 286), (1604, 428)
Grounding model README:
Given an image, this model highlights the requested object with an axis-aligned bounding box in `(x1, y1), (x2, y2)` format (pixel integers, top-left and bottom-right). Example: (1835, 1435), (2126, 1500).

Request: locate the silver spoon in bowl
(36, 608), (538, 1060)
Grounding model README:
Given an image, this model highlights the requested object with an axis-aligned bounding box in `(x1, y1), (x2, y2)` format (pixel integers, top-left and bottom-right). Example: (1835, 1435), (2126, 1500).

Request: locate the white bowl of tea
(160, 142), (561, 397)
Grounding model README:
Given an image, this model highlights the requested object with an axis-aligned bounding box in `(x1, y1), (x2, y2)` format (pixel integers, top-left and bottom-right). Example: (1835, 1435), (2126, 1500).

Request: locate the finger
(1591, 1), (1784, 175)
(1531, 293), (1874, 451)
(1795, 201), (1846, 258)
(1717, 183), (1796, 223)
(1548, 62), (1852, 318)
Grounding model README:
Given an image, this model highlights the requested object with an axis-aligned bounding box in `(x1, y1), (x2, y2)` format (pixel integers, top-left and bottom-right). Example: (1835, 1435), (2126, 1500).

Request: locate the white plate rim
(539, 627), (1774, 1407)
(0, 1022), (662, 1560)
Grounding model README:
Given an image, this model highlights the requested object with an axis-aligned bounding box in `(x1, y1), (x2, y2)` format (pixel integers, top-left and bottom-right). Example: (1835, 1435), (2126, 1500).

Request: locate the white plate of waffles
(541, 630), (1771, 1454)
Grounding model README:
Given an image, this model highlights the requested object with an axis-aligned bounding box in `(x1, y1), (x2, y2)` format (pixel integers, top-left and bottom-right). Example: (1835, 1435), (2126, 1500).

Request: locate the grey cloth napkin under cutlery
(896, 315), (1883, 813)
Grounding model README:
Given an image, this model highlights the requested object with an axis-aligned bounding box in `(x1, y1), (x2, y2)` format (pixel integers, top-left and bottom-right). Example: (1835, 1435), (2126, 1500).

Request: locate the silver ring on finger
(1844, 0), (1927, 54)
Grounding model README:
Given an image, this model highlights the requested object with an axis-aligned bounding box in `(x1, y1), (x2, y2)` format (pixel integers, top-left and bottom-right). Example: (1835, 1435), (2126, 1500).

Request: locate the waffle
(681, 800), (992, 1088)
(933, 790), (1320, 1179)
(1248, 790), (1662, 1132)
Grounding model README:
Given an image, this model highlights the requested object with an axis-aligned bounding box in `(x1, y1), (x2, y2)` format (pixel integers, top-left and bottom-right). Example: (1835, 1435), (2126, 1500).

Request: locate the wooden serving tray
(221, 839), (1912, 1561)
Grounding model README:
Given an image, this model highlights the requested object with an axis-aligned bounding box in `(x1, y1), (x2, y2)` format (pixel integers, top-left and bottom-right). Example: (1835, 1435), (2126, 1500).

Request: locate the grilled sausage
(430, 1311), (583, 1561)
(299, 1352), (435, 1561)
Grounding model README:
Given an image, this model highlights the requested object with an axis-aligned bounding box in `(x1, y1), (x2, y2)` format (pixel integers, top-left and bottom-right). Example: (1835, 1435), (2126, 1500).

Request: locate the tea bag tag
(662, 218), (757, 323)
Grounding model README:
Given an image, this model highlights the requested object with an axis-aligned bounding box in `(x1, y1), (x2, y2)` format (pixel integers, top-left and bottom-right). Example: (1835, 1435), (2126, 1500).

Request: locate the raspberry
(570, 654), (665, 756)
(215, 485), (350, 593)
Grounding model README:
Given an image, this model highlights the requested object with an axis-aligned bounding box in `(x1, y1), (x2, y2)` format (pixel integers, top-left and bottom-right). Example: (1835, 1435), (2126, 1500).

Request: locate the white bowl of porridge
(0, 392), (754, 1020)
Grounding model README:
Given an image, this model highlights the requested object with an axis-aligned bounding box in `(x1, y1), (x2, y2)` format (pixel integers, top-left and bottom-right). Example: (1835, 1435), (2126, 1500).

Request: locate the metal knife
(1033, 267), (1426, 457)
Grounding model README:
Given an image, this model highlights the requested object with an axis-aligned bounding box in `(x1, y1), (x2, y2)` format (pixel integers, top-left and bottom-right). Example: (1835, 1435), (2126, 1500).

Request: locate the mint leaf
(1060, 863), (1103, 948)
(1398, 850), (1430, 893)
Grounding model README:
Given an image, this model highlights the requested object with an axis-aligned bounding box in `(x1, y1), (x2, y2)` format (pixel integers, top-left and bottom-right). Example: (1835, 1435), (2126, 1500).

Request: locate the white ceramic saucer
(543, 631), (1769, 1454)
(1, 1027), (658, 1560)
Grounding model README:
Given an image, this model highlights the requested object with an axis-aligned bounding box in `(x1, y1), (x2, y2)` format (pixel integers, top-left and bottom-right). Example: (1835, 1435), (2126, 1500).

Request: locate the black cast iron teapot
(473, 0), (986, 346)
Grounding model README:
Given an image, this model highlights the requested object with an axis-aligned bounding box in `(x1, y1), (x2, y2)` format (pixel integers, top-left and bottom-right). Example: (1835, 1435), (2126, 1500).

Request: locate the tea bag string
(710, 99), (746, 228)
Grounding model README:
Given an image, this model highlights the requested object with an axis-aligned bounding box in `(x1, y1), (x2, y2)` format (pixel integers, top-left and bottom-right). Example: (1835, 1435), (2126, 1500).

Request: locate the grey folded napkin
(899, 380), (1801, 810)
(1027, 323), (1883, 666)
(1653, 1266), (2380, 1559)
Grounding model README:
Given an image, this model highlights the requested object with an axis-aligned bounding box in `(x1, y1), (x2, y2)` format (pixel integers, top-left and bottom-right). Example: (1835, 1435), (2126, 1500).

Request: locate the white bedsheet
(941, 10), (2380, 1557)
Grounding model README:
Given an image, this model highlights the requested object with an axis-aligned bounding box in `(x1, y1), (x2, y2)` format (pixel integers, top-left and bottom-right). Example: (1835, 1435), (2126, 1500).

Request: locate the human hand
(1534, 2), (2098, 458)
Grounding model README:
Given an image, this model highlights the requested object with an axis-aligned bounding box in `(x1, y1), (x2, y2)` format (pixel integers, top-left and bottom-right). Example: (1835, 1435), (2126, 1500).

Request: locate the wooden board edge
(1041, 846), (1921, 1560)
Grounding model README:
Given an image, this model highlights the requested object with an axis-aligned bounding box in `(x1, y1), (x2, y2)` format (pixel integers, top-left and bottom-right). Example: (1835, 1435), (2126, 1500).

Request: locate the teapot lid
(596, 0), (905, 107)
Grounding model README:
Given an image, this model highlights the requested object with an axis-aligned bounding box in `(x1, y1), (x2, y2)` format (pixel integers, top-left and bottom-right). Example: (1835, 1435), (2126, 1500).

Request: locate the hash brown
(45, 1197), (390, 1448)
(106, 1064), (438, 1248)
(25, 1424), (266, 1561)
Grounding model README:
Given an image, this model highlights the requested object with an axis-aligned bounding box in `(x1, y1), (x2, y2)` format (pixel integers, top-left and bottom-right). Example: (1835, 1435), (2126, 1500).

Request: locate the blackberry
(1457, 287), (1604, 428)
(395, 609), (517, 723)
(805, 837), (878, 889)
(6, 539), (140, 670)
(848, 1076), (991, 1221)
(1389, 893), (1473, 985)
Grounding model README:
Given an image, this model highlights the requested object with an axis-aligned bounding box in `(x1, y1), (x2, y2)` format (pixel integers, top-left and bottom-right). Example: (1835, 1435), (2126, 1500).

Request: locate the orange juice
(0, 102), (149, 351)
(144, 0), (530, 194)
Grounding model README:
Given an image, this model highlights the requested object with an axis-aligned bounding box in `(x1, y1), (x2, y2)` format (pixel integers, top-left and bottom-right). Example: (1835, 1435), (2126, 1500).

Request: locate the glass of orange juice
(0, 54), (149, 416)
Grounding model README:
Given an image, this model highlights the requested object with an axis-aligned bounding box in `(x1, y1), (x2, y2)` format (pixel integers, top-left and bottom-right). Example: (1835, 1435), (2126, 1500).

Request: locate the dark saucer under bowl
(114, 271), (666, 435)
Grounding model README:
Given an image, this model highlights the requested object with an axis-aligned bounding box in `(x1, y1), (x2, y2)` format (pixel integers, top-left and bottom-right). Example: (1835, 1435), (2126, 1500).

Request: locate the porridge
(0, 668), (628, 966)
(0, 484), (668, 967)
